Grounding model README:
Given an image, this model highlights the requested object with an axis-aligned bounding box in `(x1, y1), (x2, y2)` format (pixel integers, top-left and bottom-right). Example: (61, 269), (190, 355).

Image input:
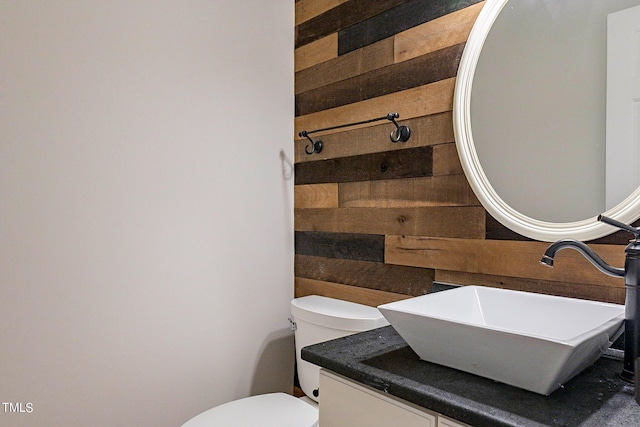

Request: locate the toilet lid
(181, 393), (318, 427)
(291, 295), (389, 331)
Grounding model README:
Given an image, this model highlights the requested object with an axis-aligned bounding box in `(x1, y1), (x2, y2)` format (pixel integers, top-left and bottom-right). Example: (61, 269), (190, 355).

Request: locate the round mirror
(454, 0), (640, 241)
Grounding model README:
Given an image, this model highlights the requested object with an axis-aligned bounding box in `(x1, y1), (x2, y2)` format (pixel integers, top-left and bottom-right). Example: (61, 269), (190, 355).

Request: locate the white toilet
(181, 295), (389, 427)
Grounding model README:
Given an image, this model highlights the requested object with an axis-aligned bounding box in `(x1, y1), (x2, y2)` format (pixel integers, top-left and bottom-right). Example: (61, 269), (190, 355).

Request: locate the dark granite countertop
(302, 326), (640, 427)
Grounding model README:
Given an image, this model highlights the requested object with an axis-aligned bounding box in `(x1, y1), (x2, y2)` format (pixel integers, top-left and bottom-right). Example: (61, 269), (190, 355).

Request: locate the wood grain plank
(295, 2), (479, 94)
(338, 0), (483, 55)
(295, 183), (339, 209)
(485, 212), (531, 241)
(385, 236), (626, 288)
(294, 78), (456, 138)
(295, 33), (338, 72)
(295, 0), (349, 26)
(296, 254), (434, 296)
(296, 38), (395, 95)
(295, 112), (454, 163)
(338, 175), (480, 208)
(295, 206), (486, 238)
(484, 211), (640, 244)
(394, 1), (484, 62)
(295, 277), (410, 307)
(434, 270), (625, 304)
(432, 142), (464, 175)
(295, 146), (432, 185)
(295, 231), (385, 262)
(296, 43), (465, 116)
(295, 0), (408, 49)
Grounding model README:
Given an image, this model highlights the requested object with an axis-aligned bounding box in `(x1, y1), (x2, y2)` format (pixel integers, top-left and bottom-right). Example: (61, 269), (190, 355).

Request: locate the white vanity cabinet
(319, 370), (472, 427)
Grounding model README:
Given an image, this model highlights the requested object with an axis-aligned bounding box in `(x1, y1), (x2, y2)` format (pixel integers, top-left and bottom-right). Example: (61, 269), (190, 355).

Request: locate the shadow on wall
(280, 150), (294, 181)
(250, 328), (295, 395)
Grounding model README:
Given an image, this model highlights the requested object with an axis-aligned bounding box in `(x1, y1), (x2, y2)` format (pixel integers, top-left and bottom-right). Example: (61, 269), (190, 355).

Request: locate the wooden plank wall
(293, 0), (629, 307)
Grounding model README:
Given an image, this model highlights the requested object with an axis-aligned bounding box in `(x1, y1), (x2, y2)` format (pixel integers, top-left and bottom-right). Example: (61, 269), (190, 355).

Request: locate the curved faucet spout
(540, 239), (625, 278)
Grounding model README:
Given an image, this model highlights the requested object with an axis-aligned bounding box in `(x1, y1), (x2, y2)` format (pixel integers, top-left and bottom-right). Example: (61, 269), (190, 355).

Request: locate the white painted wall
(0, 1), (294, 426)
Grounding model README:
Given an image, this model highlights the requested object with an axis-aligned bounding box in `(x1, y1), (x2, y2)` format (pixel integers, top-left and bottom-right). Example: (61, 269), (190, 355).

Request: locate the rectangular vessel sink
(377, 286), (625, 395)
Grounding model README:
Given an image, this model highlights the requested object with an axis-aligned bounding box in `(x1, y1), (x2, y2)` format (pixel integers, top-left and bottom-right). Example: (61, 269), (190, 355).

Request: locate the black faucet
(540, 215), (640, 403)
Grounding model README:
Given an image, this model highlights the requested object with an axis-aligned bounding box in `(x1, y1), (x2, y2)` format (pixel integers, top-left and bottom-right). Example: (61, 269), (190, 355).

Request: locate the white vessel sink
(377, 286), (625, 395)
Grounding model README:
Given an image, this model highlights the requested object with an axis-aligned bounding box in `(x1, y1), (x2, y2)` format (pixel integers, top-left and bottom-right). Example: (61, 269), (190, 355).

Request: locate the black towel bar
(298, 112), (411, 155)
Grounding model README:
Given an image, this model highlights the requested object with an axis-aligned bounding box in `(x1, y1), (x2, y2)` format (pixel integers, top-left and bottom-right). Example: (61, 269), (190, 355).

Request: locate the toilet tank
(290, 295), (389, 402)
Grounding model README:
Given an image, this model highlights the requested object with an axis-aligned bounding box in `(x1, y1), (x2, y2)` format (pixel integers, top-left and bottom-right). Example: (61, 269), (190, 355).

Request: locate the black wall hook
(298, 112), (411, 155)
(386, 112), (411, 143)
(299, 130), (323, 155)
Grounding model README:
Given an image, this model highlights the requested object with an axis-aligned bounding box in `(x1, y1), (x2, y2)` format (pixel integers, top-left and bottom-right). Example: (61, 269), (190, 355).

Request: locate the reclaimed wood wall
(293, 0), (629, 307)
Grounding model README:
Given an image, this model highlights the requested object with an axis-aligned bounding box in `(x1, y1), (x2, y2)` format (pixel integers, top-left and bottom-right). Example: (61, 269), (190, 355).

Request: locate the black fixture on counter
(540, 214), (640, 404)
(298, 112), (411, 155)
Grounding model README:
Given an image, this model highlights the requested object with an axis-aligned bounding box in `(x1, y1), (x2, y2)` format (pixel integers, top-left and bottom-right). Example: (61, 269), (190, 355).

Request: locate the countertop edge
(302, 326), (639, 427)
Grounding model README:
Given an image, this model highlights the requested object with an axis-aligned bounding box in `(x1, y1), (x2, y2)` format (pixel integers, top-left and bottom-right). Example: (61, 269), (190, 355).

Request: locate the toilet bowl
(180, 393), (318, 427)
(181, 295), (389, 426)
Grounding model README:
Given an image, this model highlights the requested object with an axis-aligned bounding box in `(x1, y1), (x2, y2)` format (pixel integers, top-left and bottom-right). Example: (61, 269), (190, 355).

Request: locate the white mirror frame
(453, 0), (640, 242)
